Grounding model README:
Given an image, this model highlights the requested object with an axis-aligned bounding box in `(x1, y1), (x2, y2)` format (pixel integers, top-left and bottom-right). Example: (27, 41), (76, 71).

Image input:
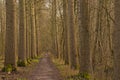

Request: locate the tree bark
(68, 0), (77, 69)
(79, 0), (93, 76)
(113, 0), (120, 79)
(31, 0), (37, 58)
(5, 0), (17, 69)
(63, 0), (69, 64)
(18, 0), (27, 65)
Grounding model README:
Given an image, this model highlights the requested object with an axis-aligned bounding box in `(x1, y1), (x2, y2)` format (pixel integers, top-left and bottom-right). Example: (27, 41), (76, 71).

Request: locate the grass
(51, 56), (79, 80)
(51, 55), (90, 80)
(17, 60), (27, 67)
(30, 58), (39, 63)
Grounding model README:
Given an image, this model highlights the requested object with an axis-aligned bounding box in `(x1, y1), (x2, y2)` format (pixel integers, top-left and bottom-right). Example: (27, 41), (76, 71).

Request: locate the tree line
(50, 0), (119, 80)
(0, 0), (45, 72)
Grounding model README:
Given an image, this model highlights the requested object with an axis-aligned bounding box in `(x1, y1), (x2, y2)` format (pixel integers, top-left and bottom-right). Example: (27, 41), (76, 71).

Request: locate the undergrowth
(2, 64), (16, 72)
(65, 73), (90, 80)
(52, 56), (90, 80)
(17, 60), (27, 67)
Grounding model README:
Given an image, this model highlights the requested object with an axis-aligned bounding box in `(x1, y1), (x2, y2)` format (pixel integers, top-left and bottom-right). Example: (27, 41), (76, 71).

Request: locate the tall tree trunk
(5, 0), (17, 70)
(51, 0), (58, 57)
(113, 0), (120, 79)
(18, 0), (27, 66)
(34, 0), (39, 56)
(26, 0), (32, 59)
(68, 0), (77, 69)
(26, 0), (30, 59)
(79, 0), (93, 76)
(0, 0), (6, 59)
(63, 0), (69, 64)
(31, 0), (37, 58)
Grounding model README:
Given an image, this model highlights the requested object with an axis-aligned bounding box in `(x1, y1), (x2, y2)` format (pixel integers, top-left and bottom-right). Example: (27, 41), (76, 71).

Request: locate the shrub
(2, 64), (16, 72)
(66, 73), (90, 80)
(17, 60), (27, 67)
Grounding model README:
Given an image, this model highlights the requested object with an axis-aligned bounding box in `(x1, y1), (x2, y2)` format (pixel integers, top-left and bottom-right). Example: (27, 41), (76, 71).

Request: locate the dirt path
(28, 54), (63, 80)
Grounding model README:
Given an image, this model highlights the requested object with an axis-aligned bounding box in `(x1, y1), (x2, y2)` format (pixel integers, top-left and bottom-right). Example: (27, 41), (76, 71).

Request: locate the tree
(63, 0), (69, 65)
(51, 0), (58, 57)
(0, 0), (5, 58)
(18, 0), (27, 66)
(89, 0), (114, 80)
(4, 0), (17, 70)
(68, 0), (77, 69)
(26, 0), (32, 59)
(79, 0), (93, 76)
(31, 0), (37, 58)
(113, 0), (120, 79)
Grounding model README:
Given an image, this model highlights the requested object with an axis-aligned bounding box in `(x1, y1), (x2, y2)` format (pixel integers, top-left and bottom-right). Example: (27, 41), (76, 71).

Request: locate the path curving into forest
(28, 54), (63, 80)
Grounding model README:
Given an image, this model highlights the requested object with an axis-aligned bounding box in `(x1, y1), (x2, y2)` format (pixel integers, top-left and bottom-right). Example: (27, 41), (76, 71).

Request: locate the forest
(0, 0), (120, 80)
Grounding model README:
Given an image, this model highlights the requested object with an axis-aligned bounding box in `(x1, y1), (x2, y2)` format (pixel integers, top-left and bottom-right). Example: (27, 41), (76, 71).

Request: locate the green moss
(79, 73), (90, 79)
(32, 59), (39, 63)
(2, 64), (16, 72)
(17, 60), (27, 67)
(27, 59), (32, 64)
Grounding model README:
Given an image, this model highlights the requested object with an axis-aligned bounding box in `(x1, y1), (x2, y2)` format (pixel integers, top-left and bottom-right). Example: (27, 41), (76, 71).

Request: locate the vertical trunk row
(4, 0), (40, 70)
(89, 0), (114, 80)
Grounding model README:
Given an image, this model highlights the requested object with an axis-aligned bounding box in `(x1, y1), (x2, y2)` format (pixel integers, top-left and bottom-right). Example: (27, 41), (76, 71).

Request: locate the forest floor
(27, 54), (63, 80)
(52, 57), (79, 80)
(0, 53), (63, 80)
(0, 58), (39, 80)
(0, 53), (81, 80)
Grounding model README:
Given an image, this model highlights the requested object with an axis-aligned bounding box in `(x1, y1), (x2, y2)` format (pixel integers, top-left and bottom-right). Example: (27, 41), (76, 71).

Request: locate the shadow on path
(28, 54), (63, 80)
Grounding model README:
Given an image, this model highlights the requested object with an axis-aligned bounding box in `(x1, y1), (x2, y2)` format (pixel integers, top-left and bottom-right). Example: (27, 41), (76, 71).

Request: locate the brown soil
(27, 55), (63, 80)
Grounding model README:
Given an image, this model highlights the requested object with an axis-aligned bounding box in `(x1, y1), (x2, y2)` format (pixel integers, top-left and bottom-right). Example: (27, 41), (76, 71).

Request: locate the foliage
(2, 64), (16, 72)
(27, 57), (39, 65)
(17, 60), (27, 67)
(65, 73), (90, 80)
(31, 58), (39, 63)
(27, 58), (32, 64)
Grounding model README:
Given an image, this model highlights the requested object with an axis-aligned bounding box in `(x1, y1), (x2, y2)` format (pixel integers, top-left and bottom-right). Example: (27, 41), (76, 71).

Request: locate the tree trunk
(5, 0), (17, 70)
(31, 0), (37, 58)
(51, 0), (58, 57)
(113, 0), (120, 79)
(79, 0), (93, 76)
(18, 0), (27, 66)
(63, 0), (69, 65)
(68, 0), (77, 69)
